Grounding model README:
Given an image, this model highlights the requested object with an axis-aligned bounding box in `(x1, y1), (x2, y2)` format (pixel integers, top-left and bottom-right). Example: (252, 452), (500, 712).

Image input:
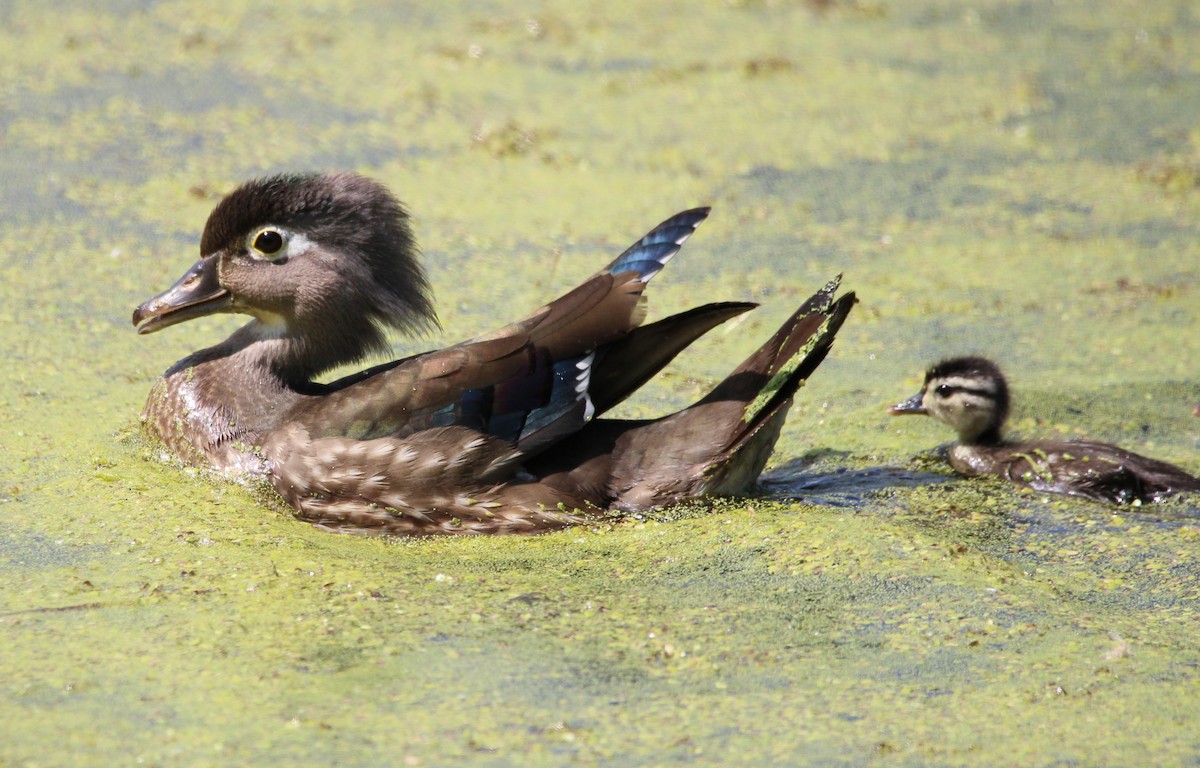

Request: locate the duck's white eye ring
(249, 228), (287, 260)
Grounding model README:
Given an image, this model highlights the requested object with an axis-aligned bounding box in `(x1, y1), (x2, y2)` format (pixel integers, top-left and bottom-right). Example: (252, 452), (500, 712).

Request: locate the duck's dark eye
(252, 229), (285, 257)
(935, 384), (953, 398)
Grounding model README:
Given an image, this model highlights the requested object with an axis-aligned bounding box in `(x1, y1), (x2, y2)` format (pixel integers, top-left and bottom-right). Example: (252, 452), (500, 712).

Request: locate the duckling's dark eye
(250, 228), (286, 259)
(935, 384), (953, 398)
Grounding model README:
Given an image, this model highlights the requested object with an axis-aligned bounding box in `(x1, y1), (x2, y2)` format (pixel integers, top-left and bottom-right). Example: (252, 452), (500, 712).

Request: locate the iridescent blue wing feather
(601, 207), (710, 281)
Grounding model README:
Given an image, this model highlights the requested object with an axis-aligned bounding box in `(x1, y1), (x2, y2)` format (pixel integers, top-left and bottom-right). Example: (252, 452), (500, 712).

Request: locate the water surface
(2, 1), (1198, 765)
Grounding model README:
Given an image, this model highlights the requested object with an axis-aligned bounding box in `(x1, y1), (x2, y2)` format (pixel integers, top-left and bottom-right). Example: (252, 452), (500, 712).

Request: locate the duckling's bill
(889, 392), (927, 415)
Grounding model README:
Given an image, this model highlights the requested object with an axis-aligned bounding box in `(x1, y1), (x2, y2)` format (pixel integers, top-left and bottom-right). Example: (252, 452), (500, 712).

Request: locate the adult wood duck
(133, 172), (856, 534)
(889, 356), (1200, 504)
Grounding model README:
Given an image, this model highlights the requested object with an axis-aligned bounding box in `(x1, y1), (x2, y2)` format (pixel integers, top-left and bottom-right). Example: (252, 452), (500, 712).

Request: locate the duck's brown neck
(171, 318), (381, 386)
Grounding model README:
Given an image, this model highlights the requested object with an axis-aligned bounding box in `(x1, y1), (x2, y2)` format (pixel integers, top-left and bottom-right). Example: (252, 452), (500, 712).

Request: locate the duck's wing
(527, 277), (856, 510)
(290, 209), (715, 446)
(507, 300), (757, 455)
(586, 301), (755, 416)
(613, 279), (857, 505)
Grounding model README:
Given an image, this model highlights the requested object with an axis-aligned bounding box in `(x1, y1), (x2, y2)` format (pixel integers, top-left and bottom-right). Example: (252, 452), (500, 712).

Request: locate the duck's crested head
(135, 172), (438, 372)
(201, 172), (437, 336)
(890, 355), (1009, 444)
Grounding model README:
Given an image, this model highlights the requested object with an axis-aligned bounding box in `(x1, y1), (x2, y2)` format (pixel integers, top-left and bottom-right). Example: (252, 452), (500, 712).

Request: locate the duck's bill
(133, 254), (232, 334)
(888, 393), (927, 415)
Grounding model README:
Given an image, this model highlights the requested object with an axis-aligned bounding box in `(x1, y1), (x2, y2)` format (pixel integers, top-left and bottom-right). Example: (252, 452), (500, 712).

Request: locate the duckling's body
(943, 435), (1200, 505)
(890, 357), (1199, 504)
(135, 173), (855, 534)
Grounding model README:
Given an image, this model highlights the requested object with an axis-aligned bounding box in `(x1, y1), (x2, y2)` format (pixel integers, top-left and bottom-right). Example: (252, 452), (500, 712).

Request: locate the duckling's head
(889, 356), (1010, 445)
(133, 172), (437, 372)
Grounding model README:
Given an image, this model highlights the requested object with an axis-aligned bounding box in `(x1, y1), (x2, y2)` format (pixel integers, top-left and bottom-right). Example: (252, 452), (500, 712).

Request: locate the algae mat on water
(2, 1), (1199, 765)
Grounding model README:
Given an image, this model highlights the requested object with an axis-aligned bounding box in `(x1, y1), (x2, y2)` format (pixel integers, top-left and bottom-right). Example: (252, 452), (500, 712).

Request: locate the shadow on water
(760, 453), (949, 509)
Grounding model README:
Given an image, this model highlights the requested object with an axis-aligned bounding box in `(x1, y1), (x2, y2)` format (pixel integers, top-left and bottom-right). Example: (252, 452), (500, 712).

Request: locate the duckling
(134, 172), (855, 534)
(889, 356), (1200, 504)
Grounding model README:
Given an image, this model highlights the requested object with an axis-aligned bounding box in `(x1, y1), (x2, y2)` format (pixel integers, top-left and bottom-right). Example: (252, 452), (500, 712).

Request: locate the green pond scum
(1, 0), (1198, 765)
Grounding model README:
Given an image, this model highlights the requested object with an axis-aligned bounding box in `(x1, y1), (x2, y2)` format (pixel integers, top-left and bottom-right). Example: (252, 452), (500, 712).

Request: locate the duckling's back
(950, 438), (1200, 504)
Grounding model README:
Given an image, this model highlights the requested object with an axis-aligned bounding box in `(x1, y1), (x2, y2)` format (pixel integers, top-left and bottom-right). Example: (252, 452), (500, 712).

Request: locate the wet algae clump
(2, 0), (1200, 765)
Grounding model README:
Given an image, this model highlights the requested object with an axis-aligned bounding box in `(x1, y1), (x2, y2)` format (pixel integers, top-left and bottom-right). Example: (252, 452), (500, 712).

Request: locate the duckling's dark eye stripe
(934, 384), (994, 398)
